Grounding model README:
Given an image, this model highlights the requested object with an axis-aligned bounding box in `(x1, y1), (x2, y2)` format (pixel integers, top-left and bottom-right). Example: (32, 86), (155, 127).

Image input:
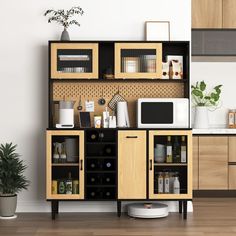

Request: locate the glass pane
(121, 49), (156, 73)
(51, 136), (80, 195)
(154, 166), (187, 194)
(57, 49), (93, 73)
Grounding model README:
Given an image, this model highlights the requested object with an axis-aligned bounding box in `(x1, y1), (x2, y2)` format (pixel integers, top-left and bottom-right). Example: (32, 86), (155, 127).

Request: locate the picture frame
(145, 21), (170, 41)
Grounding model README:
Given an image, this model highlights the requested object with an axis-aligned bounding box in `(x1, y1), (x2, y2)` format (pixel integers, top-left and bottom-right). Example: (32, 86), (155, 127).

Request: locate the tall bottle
(65, 172), (73, 194)
(166, 136), (173, 163)
(181, 136), (187, 163)
(173, 176), (180, 194)
(158, 172), (164, 194)
(60, 143), (67, 163)
(173, 136), (181, 163)
(53, 145), (59, 163)
(164, 172), (170, 193)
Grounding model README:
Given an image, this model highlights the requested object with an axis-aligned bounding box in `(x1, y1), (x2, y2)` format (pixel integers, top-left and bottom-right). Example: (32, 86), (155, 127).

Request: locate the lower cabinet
(193, 135), (236, 191)
(118, 130), (147, 199)
(199, 136), (228, 190)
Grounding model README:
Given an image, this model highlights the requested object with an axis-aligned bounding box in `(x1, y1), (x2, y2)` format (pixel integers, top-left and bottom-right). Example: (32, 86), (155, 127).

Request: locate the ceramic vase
(61, 28), (70, 41)
(194, 106), (209, 129)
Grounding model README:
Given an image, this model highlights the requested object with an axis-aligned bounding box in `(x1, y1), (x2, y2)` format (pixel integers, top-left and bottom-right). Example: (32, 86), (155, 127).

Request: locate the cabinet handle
(126, 136), (138, 138)
(150, 160), (152, 171)
(80, 160), (83, 171)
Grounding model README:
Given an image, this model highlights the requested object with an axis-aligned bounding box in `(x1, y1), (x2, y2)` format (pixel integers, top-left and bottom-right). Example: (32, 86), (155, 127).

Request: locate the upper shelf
(49, 41), (190, 81)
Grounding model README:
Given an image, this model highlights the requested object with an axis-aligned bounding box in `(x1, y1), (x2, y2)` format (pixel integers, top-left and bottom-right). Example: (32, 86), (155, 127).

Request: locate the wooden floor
(1, 199), (236, 236)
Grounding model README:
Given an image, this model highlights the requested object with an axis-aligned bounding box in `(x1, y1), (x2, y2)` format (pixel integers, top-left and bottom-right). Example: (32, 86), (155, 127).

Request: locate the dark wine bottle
(89, 131), (98, 142)
(173, 136), (181, 163)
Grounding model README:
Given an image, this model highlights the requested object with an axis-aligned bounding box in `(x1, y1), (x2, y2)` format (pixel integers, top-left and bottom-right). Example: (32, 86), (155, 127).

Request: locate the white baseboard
(16, 201), (193, 213)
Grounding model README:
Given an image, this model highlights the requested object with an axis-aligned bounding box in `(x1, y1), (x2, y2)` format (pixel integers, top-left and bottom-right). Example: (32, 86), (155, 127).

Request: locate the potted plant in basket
(0, 143), (30, 218)
(44, 6), (84, 41)
(191, 81), (222, 129)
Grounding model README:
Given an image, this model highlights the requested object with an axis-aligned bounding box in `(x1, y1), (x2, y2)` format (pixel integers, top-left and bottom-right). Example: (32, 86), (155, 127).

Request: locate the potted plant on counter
(191, 81), (222, 129)
(0, 143), (30, 219)
(44, 6), (84, 41)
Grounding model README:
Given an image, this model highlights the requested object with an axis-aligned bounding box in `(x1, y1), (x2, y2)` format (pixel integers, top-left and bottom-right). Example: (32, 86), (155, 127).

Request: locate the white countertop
(193, 128), (236, 134)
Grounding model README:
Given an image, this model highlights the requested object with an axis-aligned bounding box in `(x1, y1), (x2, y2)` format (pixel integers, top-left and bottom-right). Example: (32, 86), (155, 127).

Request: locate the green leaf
(200, 81), (206, 91)
(205, 96), (211, 100)
(192, 89), (203, 98)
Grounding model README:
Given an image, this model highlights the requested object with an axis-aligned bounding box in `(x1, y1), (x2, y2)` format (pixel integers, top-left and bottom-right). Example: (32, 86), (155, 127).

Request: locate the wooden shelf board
(52, 163), (79, 167)
(154, 163), (187, 166)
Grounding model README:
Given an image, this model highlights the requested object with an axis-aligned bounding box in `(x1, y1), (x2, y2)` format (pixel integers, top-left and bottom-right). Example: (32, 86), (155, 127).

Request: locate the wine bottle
(158, 172), (164, 194)
(173, 177), (180, 194)
(166, 136), (173, 163)
(164, 172), (170, 193)
(173, 136), (181, 163)
(105, 177), (111, 183)
(60, 143), (67, 163)
(53, 145), (59, 163)
(89, 131), (98, 142)
(181, 136), (187, 163)
(65, 172), (73, 194)
(105, 191), (111, 197)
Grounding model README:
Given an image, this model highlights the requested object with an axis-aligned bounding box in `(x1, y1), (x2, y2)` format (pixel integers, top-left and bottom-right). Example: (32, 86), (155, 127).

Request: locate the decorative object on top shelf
(0, 143), (30, 219)
(145, 21), (170, 41)
(44, 6), (84, 41)
(191, 81), (222, 129)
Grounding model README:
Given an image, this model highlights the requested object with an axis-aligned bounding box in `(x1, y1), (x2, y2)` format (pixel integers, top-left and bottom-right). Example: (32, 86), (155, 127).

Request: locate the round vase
(0, 194), (17, 217)
(194, 106), (209, 129)
(61, 28), (70, 41)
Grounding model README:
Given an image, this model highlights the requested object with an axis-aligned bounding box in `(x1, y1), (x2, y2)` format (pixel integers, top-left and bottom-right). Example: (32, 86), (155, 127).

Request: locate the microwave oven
(137, 98), (189, 128)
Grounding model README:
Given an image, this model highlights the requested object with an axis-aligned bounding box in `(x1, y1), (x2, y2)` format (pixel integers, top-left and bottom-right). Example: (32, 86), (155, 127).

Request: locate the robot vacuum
(127, 203), (169, 219)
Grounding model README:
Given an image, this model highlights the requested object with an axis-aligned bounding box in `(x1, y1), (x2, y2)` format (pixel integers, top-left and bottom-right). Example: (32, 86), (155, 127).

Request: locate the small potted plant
(191, 81), (222, 129)
(44, 6), (84, 41)
(0, 143), (30, 218)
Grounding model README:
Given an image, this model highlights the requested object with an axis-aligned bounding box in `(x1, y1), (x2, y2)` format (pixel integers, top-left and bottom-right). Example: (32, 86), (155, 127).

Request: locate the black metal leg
(117, 201), (121, 217)
(56, 200), (59, 214)
(179, 200), (182, 214)
(51, 200), (57, 220)
(183, 200), (187, 220)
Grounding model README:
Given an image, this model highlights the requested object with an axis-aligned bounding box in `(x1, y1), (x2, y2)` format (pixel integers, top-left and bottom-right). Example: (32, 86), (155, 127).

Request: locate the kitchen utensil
(108, 87), (126, 111)
(98, 90), (106, 106)
(77, 95), (83, 110)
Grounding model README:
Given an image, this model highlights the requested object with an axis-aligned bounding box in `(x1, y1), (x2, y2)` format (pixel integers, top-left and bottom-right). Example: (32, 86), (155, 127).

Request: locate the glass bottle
(60, 143), (67, 163)
(53, 145), (59, 163)
(173, 136), (181, 163)
(158, 172), (164, 194)
(166, 136), (173, 163)
(181, 136), (187, 163)
(65, 172), (73, 194)
(164, 172), (170, 193)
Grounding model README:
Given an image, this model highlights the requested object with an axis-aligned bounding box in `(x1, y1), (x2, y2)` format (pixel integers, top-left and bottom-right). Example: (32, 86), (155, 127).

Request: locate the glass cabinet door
(148, 130), (192, 199)
(115, 43), (162, 79)
(50, 43), (98, 79)
(46, 130), (84, 200)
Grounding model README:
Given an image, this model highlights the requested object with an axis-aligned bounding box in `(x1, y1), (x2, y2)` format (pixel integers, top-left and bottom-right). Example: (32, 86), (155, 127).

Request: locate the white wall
(192, 62), (236, 127)
(0, 0), (191, 212)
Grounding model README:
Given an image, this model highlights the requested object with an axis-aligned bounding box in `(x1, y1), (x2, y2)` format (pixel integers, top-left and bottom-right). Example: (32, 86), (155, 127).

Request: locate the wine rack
(85, 129), (117, 200)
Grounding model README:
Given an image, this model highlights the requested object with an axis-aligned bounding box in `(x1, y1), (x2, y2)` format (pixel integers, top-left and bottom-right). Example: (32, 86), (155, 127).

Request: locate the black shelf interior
(85, 129), (117, 200)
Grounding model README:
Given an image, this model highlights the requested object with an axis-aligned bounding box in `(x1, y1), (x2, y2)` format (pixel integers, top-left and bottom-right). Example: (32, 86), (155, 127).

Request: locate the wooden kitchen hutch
(46, 41), (192, 220)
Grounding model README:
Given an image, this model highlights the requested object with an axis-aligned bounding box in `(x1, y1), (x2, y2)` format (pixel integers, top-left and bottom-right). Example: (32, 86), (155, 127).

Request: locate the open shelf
(52, 163), (79, 167)
(154, 163), (187, 166)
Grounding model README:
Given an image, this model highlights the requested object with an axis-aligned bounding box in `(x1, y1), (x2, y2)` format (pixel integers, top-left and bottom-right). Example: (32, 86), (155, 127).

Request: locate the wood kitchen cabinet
(192, 0), (223, 28)
(118, 130), (147, 199)
(229, 137), (236, 162)
(193, 136), (199, 190)
(223, 0), (236, 28)
(199, 136), (228, 190)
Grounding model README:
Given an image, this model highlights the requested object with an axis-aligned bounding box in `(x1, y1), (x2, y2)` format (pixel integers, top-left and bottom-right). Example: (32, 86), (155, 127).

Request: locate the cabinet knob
(126, 136), (138, 139)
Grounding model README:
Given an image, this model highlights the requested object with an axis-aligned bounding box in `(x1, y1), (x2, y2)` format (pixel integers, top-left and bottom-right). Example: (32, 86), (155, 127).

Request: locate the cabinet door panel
(118, 131), (146, 199)
(223, 0), (236, 28)
(229, 165), (236, 189)
(229, 137), (236, 162)
(192, 0), (223, 28)
(199, 136), (228, 190)
(193, 136), (199, 190)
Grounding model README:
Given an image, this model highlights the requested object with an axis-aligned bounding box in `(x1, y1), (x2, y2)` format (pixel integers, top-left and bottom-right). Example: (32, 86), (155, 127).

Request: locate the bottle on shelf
(173, 176), (180, 194)
(58, 180), (66, 194)
(164, 172), (170, 194)
(105, 177), (111, 183)
(53, 145), (59, 163)
(181, 136), (187, 163)
(60, 143), (67, 163)
(89, 131), (99, 142)
(52, 180), (58, 194)
(158, 172), (164, 194)
(166, 136), (173, 163)
(105, 190), (111, 198)
(65, 172), (73, 194)
(173, 136), (181, 163)
(72, 180), (79, 194)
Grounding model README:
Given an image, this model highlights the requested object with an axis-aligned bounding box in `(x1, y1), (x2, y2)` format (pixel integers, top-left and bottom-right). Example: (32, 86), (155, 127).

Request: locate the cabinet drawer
(229, 165), (236, 190)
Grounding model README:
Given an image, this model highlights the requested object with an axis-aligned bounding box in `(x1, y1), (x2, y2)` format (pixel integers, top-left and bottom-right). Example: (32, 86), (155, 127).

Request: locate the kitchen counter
(193, 128), (236, 135)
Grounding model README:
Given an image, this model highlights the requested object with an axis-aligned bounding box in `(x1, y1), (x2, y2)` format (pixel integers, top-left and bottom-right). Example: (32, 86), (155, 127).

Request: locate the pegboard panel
(52, 81), (184, 127)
